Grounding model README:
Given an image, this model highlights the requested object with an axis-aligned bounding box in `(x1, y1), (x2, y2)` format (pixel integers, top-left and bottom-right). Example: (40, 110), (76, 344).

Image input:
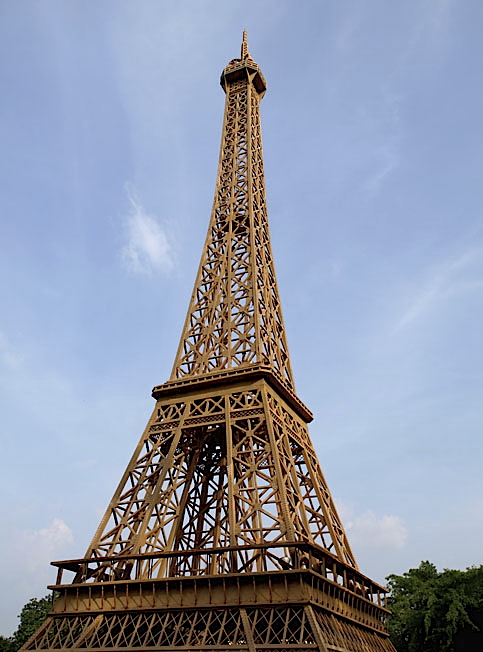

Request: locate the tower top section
(167, 34), (296, 403)
(220, 30), (266, 96)
(241, 28), (249, 58)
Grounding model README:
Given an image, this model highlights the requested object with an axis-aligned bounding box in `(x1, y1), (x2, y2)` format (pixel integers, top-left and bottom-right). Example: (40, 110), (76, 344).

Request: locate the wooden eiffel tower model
(23, 34), (396, 652)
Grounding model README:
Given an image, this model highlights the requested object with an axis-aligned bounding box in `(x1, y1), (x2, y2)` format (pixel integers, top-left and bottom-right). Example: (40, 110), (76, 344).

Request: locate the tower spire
(241, 28), (249, 58)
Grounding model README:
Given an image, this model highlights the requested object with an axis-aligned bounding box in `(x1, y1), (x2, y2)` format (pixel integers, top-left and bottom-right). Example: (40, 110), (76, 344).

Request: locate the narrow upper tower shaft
(171, 33), (293, 388)
(241, 28), (249, 59)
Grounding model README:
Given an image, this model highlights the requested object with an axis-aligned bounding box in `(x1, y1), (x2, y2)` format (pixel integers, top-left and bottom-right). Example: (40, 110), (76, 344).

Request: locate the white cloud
(334, 9), (362, 53)
(422, 0), (453, 45)
(329, 260), (343, 277)
(25, 519), (74, 571)
(336, 499), (407, 551)
(121, 188), (174, 275)
(346, 510), (408, 551)
(361, 0), (454, 198)
(34, 518), (74, 548)
(361, 89), (403, 197)
(363, 143), (399, 196)
(0, 331), (22, 369)
(394, 246), (483, 331)
(0, 519), (74, 634)
(396, 0), (454, 74)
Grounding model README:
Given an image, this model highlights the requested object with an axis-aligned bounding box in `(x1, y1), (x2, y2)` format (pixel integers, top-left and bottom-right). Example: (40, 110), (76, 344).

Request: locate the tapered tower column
(172, 32), (293, 386)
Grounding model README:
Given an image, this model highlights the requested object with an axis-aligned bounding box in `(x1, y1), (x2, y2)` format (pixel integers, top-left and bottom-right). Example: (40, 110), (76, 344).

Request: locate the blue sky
(1, 0), (482, 635)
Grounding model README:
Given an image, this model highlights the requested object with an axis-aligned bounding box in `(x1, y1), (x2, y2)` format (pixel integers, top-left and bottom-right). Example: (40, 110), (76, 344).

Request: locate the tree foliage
(1, 595), (52, 652)
(387, 561), (483, 652)
(0, 637), (15, 652)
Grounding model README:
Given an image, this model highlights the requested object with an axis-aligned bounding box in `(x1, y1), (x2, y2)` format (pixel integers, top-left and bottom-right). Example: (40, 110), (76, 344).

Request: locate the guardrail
(51, 542), (387, 607)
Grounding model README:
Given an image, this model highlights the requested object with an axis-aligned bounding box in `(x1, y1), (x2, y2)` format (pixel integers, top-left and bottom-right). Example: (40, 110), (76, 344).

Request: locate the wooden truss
(21, 33), (396, 652)
(171, 34), (292, 387)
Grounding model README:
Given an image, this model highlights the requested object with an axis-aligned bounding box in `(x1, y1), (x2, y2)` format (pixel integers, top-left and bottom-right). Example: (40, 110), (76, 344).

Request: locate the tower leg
(240, 608), (257, 652)
(305, 605), (330, 652)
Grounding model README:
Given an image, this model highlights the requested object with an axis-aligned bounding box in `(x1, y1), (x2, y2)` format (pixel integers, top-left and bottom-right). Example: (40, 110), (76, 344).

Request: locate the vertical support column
(71, 615), (104, 649)
(246, 75), (262, 365)
(240, 608), (257, 652)
(225, 394), (238, 571)
(86, 403), (159, 555)
(304, 605), (330, 652)
(261, 386), (296, 543)
(133, 401), (191, 561)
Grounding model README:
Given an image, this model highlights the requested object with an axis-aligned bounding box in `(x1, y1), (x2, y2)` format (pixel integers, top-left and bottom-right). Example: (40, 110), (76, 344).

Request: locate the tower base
(22, 547), (396, 652)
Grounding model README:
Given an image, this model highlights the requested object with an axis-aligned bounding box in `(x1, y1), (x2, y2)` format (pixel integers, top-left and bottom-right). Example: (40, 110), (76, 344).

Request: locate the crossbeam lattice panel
(85, 381), (356, 575)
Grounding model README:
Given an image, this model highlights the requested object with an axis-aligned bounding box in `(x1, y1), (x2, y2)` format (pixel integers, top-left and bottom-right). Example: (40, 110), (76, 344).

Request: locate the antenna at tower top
(241, 29), (249, 59)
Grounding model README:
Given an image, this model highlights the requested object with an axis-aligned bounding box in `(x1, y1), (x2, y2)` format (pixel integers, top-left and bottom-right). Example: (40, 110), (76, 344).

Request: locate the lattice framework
(26, 606), (396, 651)
(171, 42), (293, 387)
(84, 381), (355, 574)
(20, 32), (396, 652)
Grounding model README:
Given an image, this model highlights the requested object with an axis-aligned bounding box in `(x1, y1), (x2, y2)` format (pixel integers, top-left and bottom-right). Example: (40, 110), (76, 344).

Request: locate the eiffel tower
(22, 34), (396, 652)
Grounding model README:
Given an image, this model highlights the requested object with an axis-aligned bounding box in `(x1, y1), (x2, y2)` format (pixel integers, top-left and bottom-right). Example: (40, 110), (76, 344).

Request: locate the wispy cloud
(0, 331), (22, 370)
(397, 0), (454, 75)
(394, 246), (483, 332)
(121, 187), (174, 275)
(418, 0), (454, 50)
(334, 9), (362, 53)
(363, 139), (399, 197)
(361, 86), (404, 197)
(31, 518), (74, 550)
(22, 518), (74, 575)
(336, 500), (408, 551)
(358, 1), (454, 198)
(1, 518), (74, 634)
(347, 510), (408, 551)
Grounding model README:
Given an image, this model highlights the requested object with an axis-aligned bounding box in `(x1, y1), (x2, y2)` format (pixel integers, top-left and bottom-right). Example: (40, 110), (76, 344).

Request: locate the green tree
(387, 561), (483, 652)
(0, 636), (15, 652)
(10, 595), (52, 651)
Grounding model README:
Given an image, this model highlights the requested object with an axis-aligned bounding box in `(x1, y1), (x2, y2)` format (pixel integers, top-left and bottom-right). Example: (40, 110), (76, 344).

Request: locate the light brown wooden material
(21, 34), (396, 652)
(171, 37), (293, 387)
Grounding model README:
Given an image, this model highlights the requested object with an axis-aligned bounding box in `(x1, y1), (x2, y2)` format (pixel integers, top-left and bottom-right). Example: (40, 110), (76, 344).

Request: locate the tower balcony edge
(152, 365), (313, 423)
(220, 59), (267, 95)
